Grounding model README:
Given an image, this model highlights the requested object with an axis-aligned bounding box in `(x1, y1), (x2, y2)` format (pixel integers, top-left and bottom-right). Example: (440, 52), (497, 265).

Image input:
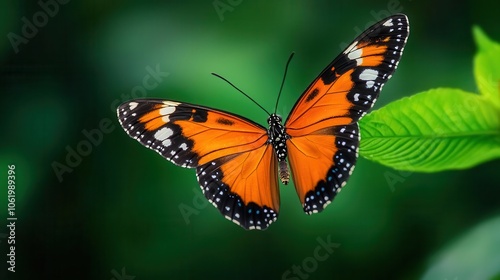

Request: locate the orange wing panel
(286, 133), (337, 204)
(176, 109), (269, 165)
(286, 69), (355, 133)
(219, 145), (279, 210)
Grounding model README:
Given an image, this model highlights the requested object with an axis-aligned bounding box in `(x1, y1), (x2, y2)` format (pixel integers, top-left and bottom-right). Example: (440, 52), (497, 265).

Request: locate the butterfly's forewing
(285, 14), (410, 213)
(117, 100), (279, 229)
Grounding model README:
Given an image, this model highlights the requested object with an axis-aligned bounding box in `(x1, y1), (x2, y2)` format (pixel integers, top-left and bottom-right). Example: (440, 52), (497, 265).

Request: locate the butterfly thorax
(267, 114), (290, 185)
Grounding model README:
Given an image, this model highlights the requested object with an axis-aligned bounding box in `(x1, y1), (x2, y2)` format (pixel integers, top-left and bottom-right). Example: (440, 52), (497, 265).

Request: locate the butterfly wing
(285, 14), (410, 213)
(117, 99), (279, 230)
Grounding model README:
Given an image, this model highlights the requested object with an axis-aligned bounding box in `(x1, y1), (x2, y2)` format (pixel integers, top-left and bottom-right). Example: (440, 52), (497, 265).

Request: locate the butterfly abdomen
(278, 161), (290, 185)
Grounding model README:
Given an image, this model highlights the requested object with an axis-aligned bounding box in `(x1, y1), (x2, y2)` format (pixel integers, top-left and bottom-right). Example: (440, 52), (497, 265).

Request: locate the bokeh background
(1, 0), (500, 279)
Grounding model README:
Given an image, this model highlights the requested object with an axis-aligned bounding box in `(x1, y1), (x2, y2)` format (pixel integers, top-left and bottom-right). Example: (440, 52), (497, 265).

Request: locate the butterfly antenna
(274, 52), (295, 114)
(211, 72), (271, 116)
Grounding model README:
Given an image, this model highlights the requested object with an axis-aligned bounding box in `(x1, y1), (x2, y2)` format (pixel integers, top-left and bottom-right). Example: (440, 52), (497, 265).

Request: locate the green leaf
(420, 215), (500, 280)
(359, 88), (500, 172)
(473, 26), (500, 109)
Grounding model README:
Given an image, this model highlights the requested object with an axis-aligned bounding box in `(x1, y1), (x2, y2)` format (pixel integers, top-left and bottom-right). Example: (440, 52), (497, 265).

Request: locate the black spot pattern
(168, 105), (208, 122)
(321, 55), (356, 84)
(305, 88), (320, 102)
(216, 117), (235, 126)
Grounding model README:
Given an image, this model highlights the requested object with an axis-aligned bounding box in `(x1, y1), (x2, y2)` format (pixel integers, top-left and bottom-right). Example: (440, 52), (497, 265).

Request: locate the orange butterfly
(117, 14), (409, 230)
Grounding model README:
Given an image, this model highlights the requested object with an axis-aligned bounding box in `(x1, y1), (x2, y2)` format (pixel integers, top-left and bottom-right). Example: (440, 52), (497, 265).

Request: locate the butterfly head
(267, 113), (282, 125)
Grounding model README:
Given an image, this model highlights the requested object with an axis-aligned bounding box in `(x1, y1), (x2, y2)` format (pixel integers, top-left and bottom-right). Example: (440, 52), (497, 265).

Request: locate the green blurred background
(1, 0), (500, 279)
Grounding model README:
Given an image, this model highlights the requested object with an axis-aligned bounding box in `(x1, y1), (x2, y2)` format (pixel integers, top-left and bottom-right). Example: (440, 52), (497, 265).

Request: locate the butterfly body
(267, 114), (290, 184)
(117, 14), (410, 230)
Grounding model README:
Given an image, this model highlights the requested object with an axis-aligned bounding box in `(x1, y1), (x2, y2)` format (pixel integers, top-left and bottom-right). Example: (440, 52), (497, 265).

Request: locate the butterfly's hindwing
(196, 146), (279, 230)
(303, 124), (359, 213)
(287, 123), (359, 213)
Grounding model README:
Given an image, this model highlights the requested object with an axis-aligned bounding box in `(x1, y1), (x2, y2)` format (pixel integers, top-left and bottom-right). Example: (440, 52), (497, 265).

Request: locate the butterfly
(117, 14), (409, 230)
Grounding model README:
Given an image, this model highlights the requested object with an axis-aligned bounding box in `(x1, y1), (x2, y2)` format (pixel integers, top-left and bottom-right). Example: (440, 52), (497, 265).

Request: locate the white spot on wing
(179, 143), (188, 150)
(343, 40), (358, 54)
(359, 69), (378, 81)
(162, 139), (172, 147)
(347, 48), (363, 66)
(128, 102), (138, 110)
(383, 19), (393, 27)
(159, 106), (176, 115)
(163, 101), (180, 106)
(154, 127), (173, 141)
